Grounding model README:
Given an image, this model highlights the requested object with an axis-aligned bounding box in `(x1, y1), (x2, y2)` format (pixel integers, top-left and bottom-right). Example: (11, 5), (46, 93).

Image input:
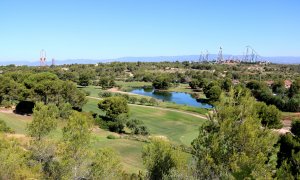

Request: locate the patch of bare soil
(149, 135), (169, 141)
(107, 88), (137, 95)
(5, 133), (27, 139)
(274, 113), (300, 135)
(0, 108), (13, 114)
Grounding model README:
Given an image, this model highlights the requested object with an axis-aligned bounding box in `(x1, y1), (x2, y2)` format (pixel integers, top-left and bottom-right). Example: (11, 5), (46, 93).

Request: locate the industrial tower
(40, 49), (46, 66)
(217, 47), (223, 63)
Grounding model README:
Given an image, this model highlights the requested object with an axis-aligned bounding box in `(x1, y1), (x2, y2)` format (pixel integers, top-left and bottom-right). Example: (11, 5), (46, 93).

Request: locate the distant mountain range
(0, 55), (299, 66)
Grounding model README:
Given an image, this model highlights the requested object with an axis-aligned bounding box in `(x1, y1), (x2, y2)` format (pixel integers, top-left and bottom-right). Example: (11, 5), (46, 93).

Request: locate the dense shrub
(0, 119), (13, 133)
(98, 91), (113, 98)
(152, 76), (171, 90)
(140, 97), (148, 104)
(126, 119), (150, 135)
(204, 85), (221, 102)
(189, 79), (199, 89)
(98, 96), (129, 119)
(255, 102), (283, 129)
(0, 100), (13, 108)
(107, 134), (118, 139)
(291, 120), (300, 137)
(107, 121), (125, 133)
(128, 96), (138, 104)
(148, 98), (158, 106)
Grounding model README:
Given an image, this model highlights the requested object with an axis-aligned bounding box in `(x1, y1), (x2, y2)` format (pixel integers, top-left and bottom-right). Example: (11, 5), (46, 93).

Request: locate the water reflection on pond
(130, 88), (213, 109)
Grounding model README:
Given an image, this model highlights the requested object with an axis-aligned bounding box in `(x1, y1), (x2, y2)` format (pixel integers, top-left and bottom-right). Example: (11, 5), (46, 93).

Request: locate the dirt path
(274, 113), (300, 134)
(0, 108), (13, 114)
(87, 96), (208, 120)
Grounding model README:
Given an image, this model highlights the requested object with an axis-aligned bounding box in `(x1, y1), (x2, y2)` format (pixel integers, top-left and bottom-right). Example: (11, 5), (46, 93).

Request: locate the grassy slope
(84, 98), (205, 145)
(0, 110), (144, 173)
(167, 83), (194, 93)
(78, 85), (102, 97)
(1, 86), (206, 173)
(83, 98), (206, 172)
(0, 113), (30, 134)
(91, 132), (144, 173)
(129, 105), (204, 145)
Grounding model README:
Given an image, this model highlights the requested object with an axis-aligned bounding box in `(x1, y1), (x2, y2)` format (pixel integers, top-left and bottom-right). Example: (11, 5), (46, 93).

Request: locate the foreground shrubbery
(0, 119), (13, 133)
(0, 103), (125, 179)
(141, 88), (281, 179)
(0, 86), (297, 179)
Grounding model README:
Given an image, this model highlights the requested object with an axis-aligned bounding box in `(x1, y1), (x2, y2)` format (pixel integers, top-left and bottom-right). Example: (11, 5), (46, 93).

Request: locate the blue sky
(0, 0), (299, 61)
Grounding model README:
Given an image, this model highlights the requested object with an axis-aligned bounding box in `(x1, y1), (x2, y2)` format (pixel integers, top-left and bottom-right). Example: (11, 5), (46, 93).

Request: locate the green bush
(1, 100), (13, 108)
(291, 120), (300, 138)
(98, 91), (113, 98)
(119, 94), (130, 100)
(126, 119), (150, 135)
(107, 134), (118, 139)
(148, 98), (158, 106)
(95, 117), (109, 130)
(83, 90), (91, 96)
(255, 102), (283, 129)
(107, 121), (125, 133)
(140, 98), (148, 105)
(128, 96), (138, 104)
(0, 119), (13, 133)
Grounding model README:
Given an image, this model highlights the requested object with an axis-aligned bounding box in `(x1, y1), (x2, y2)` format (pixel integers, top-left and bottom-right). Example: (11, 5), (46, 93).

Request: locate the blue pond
(130, 88), (213, 109)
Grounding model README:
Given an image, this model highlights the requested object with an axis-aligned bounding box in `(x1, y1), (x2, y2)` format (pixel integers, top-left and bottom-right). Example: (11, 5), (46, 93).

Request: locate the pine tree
(192, 89), (279, 179)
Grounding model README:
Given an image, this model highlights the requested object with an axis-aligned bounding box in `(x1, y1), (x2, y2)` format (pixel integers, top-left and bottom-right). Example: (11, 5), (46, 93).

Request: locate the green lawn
(129, 105), (205, 145)
(168, 83), (194, 93)
(83, 98), (206, 172)
(158, 101), (208, 114)
(0, 111), (144, 173)
(91, 133), (144, 173)
(78, 85), (103, 97)
(84, 98), (206, 145)
(0, 112), (30, 134)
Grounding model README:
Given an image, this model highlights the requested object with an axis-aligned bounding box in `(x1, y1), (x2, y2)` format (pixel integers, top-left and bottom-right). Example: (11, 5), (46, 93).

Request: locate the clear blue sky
(0, 0), (299, 61)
